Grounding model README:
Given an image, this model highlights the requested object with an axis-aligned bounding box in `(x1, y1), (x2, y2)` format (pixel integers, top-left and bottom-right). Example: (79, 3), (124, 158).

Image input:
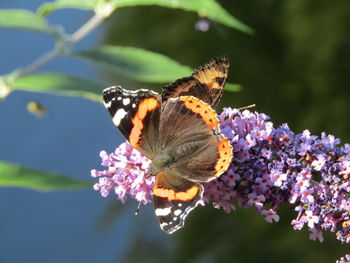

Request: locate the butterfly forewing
(161, 56), (229, 108)
(103, 86), (161, 159)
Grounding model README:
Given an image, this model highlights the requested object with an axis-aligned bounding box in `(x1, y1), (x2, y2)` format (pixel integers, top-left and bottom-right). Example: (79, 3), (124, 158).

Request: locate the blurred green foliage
(103, 0), (350, 262)
(0, 162), (92, 190)
(105, 0), (350, 140)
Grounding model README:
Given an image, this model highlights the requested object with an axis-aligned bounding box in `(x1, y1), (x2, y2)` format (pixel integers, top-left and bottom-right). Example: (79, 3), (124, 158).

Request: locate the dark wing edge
(153, 172), (204, 234)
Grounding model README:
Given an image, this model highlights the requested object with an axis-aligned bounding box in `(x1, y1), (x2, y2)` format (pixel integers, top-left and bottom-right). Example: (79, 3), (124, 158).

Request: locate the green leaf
(111, 0), (253, 34)
(0, 77), (11, 100)
(38, 0), (100, 16)
(0, 9), (54, 34)
(10, 73), (103, 102)
(225, 83), (241, 92)
(0, 162), (92, 191)
(74, 46), (192, 83)
(37, 0), (252, 33)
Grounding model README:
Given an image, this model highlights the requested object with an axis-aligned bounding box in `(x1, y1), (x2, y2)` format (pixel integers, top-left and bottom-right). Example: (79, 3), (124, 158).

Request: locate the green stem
(17, 49), (58, 78)
(70, 12), (105, 43)
(8, 11), (108, 80)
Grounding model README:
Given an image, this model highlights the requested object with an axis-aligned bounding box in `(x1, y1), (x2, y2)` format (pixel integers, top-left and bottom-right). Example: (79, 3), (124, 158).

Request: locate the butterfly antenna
(238, 104), (256, 111)
(135, 200), (142, 216)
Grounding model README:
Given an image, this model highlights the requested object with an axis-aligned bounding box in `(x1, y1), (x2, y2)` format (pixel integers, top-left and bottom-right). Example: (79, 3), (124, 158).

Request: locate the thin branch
(70, 13), (105, 43)
(17, 48), (58, 78)
(7, 11), (109, 80)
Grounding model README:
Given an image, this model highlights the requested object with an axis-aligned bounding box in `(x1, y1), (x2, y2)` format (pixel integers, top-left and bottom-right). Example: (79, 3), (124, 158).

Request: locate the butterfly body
(102, 56), (233, 234)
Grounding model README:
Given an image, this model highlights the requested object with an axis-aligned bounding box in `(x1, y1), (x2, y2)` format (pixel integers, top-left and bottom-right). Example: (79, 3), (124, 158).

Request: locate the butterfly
(102, 56), (233, 234)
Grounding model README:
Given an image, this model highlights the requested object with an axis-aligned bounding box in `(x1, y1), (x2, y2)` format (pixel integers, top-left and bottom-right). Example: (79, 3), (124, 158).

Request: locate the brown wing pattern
(161, 56), (229, 108)
(159, 96), (233, 182)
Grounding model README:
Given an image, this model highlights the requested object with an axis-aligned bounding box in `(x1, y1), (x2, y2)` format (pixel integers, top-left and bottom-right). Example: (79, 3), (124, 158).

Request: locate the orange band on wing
(195, 71), (225, 91)
(180, 96), (219, 129)
(154, 185), (199, 202)
(193, 56), (228, 91)
(129, 98), (160, 147)
(178, 96), (233, 178)
(214, 136), (233, 177)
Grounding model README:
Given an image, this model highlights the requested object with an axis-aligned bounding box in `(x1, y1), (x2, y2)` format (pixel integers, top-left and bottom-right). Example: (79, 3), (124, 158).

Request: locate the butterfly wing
(153, 171), (203, 234)
(159, 96), (233, 183)
(152, 96), (232, 233)
(102, 86), (161, 159)
(161, 56), (229, 108)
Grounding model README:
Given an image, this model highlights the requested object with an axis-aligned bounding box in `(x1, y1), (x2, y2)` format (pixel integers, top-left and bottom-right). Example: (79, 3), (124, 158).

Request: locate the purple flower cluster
(91, 142), (154, 204)
(337, 254), (350, 263)
(91, 107), (350, 254)
(206, 108), (350, 245)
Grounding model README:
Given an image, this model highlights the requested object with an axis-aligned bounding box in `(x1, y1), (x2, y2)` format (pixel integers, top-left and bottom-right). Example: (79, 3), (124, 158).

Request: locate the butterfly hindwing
(103, 86), (161, 158)
(161, 56), (229, 108)
(153, 172), (204, 234)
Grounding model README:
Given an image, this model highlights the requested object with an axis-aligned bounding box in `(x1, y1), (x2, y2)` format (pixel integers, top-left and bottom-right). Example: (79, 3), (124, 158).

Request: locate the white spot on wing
(104, 101), (112, 108)
(158, 184), (204, 234)
(155, 207), (171, 216)
(117, 97), (122, 101)
(123, 98), (130, 105)
(132, 103), (136, 108)
(174, 209), (182, 216)
(112, 108), (127, 126)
